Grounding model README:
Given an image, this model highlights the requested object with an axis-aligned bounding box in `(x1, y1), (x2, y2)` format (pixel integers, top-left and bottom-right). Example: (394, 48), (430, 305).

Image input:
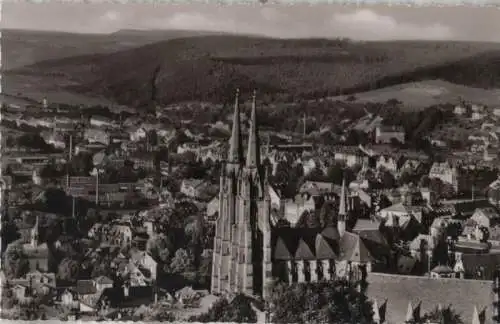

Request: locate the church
(211, 90), (375, 300)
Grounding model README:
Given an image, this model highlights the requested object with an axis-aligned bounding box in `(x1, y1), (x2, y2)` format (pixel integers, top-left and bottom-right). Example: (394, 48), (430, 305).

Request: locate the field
(3, 31), (500, 107)
(333, 80), (500, 110)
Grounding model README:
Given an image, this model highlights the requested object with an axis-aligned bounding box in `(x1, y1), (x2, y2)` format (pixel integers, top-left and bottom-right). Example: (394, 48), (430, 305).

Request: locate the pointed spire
(339, 177), (347, 217)
(246, 90), (260, 169)
(471, 305), (482, 324)
(405, 301), (414, 322)
(227, 88), (243, 168)
(372, 299), (381, 323)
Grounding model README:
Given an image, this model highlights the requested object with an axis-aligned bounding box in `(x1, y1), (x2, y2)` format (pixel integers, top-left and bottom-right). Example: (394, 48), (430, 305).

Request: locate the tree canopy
(268, 280), (374, 324)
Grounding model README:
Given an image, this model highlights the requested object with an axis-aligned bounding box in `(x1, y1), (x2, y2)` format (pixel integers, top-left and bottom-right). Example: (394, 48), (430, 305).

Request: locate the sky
(2, 1), (500, 42)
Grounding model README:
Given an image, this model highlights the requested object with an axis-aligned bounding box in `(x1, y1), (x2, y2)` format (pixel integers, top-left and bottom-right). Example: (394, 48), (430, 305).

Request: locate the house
(375, 125), (405, 144)
(471, 112), (486, 120)
(95, 276), (114, 291)
(84, 128), (110, 145)
(129, 127), (147, 142)
(376, 155), (399, 173)
(332, 146), (365, 167)
(299, 181), (341, 197)
(454, 104), (467, 116)
(175, 286), (209, 308)
(25, 270), (56, 287)
(41, 131), (66, 149)
(130, 250), (158, 280)
(487, 177), (500, 207)
(206, 196), (220, 222)
(90, 116), (115, 128)
(59, 289), (79, 308)
(430, 265), (454, 278)
(428, 161), (459, 191)
(471, 207), (500, 228)
(111, 225), (133, 247)
(180, 179), (208, 198)
(278, 194), (316, 227)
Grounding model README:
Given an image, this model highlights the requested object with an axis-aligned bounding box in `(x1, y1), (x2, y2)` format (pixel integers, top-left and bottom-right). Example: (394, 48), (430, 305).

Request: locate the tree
(169, 248), (195, 274)
(57, 258), (80, 282)
(319, 200), (338, 228)
(147, 234), (174, 263)
(191, 294), (257, 323)
(379, 170), (396, 189)
(409, 306), (464, 324)
(419, 175), (430, 188)
(268, 280), (374, 324)
(3, 242), (30, 279)
(326, 164), (344, 185)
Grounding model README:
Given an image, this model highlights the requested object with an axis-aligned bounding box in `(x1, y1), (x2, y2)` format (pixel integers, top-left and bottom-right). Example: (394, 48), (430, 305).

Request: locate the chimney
(123, 284), (129, 297)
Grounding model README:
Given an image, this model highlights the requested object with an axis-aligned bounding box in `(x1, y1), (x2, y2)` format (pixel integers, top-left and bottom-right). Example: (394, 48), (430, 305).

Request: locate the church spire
(338, 177), (347, 236)
(246, 90), (260, 169)
(227, 88), (243, 169)
(339, 177), (347, 217)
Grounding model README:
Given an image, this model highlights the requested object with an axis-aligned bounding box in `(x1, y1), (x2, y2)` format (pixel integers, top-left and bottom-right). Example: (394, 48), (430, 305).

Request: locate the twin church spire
(226, 89), (261, 172)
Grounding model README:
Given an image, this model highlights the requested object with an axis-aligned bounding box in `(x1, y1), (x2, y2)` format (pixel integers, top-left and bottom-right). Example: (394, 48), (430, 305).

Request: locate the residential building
(374, 125), (405, 144)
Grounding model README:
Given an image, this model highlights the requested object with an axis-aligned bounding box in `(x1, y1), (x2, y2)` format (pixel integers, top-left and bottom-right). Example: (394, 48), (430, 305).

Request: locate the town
(2, 87), (500, 324)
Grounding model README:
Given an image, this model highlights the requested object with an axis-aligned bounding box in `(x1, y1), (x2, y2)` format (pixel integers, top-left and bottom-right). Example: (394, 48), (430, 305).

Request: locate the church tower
(338, 178), (347, 237)
(31, 215), (40, 248)
(211, 90), (272, 299)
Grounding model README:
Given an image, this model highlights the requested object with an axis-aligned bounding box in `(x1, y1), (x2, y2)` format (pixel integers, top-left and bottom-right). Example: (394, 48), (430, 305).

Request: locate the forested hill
(8, 35), (500, 107)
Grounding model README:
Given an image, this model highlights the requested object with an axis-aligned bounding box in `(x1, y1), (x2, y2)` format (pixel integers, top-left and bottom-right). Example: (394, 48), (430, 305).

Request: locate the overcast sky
(2, 1), (500, 42)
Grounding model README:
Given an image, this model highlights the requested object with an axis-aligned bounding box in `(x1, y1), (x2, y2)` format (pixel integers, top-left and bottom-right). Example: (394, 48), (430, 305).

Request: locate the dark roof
(77, 280), (97, 295)
(315, 235), (338, 259)
(338, 232), (374, 263)
(100, 286), (155, 308)
(295, 238), (316, 260)
(274, 237), (294, 260)
(366, 273), (494, 324)
(321, 226), (340, 241)
(461, 253), (500, 280)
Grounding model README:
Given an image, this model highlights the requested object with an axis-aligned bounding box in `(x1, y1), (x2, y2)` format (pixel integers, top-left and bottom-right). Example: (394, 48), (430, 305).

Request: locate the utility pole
(303, 113), (306, 142)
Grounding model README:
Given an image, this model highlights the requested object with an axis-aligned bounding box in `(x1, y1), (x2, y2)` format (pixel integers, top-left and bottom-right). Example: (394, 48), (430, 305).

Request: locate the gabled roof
(77, 280), (96, 295)
(95, 276), (113, 285)
(338, 232), (374, 263)
(321, 226), (340, 241)
(315, 235), (338, 260)
(294, 238), (316, 260)
(273, 237), (294, 260)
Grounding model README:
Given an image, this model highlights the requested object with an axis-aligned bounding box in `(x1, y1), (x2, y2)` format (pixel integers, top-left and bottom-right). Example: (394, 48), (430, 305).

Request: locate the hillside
(0, 29), (229, 70)
(5, 35), (500, 107)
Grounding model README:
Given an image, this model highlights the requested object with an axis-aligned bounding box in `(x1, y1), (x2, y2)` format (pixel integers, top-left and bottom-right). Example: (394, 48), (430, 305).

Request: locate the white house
(90, 116), (115, 128)
(428, 161), (459, 191)
(454, 105), (467, 116)
(180, 179), (207, 198)
(129, 127), (147, 142)
(470, 207), (500, 228)
(131, 251), (158, 280)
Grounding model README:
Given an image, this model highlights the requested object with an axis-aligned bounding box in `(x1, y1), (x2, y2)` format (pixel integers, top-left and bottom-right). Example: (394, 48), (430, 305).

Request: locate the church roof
(366, 273), (494, 324)
(338, 232), (374, 263)
(321, 226), (340, 241)
(272, 228), (374, 262)
(274, 237), (294, 260)
(315, 235), (338, 259)
(295, 238), (316, 260)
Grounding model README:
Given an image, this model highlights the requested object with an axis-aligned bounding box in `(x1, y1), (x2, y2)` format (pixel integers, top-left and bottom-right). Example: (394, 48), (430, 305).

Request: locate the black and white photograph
(1, 1), (500, 323)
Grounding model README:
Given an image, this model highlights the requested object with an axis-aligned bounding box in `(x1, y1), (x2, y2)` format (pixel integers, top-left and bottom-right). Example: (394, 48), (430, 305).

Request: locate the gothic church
(211, 90), (374, 300)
